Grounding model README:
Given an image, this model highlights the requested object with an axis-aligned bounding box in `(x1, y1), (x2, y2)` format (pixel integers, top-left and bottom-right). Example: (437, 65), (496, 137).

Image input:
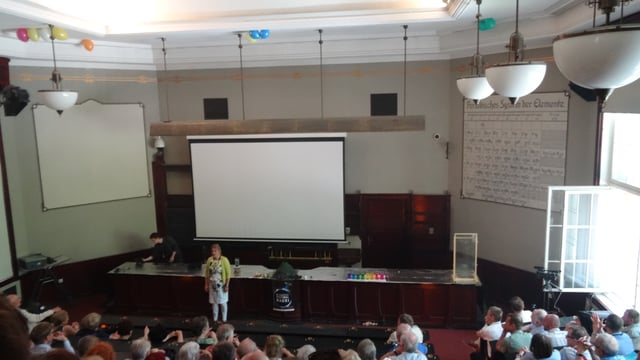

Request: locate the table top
(109, 262), (480, 285)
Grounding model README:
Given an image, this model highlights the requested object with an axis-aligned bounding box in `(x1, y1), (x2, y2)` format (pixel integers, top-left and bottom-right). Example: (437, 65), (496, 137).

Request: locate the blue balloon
(249, 30), (260, 40)
(259, 29), (270, 39)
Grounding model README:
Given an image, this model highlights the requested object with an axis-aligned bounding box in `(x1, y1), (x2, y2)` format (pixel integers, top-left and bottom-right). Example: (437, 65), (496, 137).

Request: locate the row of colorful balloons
(15, 26), (94, 51)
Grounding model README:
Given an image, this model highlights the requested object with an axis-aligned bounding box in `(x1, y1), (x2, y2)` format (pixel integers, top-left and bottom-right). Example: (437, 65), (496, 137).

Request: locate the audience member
(467, 306), (504, 360)
(338, 349), (361, 360)
(509, 296), (532, 324)
(380, 331), (425, 360)
(76, 335), (99, 357)
(130, 338), (153, 360)
(212, 341), (237, 360)
(297, 344), (317, 360)
(591, 313), (635, 358)
(74, 312), (109, 340)
(49, 310), (79, 338)
(238, 337), (259, 358)
(38, 348), (81, 360)
(385, 313), (424, 345)
(30, 321), (75, 354)
(622, 309), (640, 352)
(591, 333), (624, 360)
(264, 334), (295, 360)
(543, 314), (567, 348)
(244, 350), (270, 360)
(85, 341), (117, 360)
(559, 324), (592, 360)
(497, 313), (532, 358)
(109, 317), (134, 340)
(519, 333), (560, 360)
(189, 315), (217, 347)
(0, 294), (31, 360)
(525, 309), (548, 335)
(357, 339), (377, 360)
(6, 293), (62, 331)
(216, 323), (239, 347)
(179, 341), (201, 360)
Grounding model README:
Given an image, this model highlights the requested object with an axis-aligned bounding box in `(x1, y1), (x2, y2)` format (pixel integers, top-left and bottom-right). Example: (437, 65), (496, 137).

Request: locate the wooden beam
(149, 116), (425, 136)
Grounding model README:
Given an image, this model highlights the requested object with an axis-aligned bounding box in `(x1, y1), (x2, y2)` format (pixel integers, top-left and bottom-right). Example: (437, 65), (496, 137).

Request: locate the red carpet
(428, 328), (477, 360)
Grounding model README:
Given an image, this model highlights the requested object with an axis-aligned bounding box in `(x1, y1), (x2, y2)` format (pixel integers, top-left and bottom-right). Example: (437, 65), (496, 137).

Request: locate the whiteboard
(33, 100), (150, 210)
(462, 92), (569, 210)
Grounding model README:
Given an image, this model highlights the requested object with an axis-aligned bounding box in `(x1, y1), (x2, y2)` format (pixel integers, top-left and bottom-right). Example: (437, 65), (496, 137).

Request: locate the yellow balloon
(27, 28), (40, 42)
(245, 32), (256, 43)
(51, 26), (68, 40)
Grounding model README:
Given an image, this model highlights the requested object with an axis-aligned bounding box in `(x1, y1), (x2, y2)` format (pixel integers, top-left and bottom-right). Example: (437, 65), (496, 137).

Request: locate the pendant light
(553, 0), (640, 102)
(485, 0), (546, 104)
(37, 24), (78, 115)
(457, 0), (494, 104)
(318, 29), (324, 118)
(237, 33), (246, 120)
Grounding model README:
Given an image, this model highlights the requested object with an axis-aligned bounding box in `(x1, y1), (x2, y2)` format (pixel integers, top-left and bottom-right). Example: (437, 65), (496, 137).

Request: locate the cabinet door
(302, 281), (350, 321)
(409, 195), (451, 267)
(360, 194), (409, 267)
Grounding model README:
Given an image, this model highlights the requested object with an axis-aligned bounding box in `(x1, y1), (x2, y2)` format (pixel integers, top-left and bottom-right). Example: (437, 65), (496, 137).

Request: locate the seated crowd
(1, 292), (438, 360)
(467, 296), (640, 360)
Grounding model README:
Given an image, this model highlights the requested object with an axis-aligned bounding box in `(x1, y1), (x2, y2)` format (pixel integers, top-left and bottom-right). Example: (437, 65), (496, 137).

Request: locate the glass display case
(453, 233), (478, 282)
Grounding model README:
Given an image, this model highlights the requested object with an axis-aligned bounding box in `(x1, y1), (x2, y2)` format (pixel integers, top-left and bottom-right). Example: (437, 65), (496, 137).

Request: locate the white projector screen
(189, 134), (346, 243)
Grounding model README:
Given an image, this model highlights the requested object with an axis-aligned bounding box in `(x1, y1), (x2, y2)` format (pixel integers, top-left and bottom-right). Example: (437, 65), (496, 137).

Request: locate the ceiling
(0, 0), (638, 70)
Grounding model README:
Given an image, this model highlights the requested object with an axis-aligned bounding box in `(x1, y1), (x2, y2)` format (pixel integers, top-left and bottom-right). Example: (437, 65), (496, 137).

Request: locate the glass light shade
(486, 62), (546, 100)
(457, 75), (494, 102)
(154, 136), (166, 149)
(37, 90), (78, 111)
(553, 26), (640, 90)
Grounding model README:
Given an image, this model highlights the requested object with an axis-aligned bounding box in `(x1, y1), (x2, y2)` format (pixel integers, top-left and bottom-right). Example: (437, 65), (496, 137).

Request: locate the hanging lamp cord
(403, 25), (408, 116)
(238, 34), (246, 120)
(318, 29), (324, 119)
(161, 37), (170, 122)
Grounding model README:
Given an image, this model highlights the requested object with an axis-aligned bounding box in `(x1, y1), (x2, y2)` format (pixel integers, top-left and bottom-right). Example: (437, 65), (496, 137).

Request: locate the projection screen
(189, 134), (346, 243)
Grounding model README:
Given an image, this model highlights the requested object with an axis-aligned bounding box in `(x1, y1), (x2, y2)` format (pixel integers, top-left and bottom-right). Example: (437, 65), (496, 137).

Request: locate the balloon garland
(13, 25), (96, 52)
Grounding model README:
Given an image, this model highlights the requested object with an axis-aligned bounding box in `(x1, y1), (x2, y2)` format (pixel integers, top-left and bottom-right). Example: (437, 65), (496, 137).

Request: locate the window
(544, 112), (640, 314)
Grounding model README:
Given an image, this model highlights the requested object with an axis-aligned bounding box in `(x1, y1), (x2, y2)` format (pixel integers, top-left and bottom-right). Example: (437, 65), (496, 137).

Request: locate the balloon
(259, 29), (270, 39)
(51, 26), (68, 40)
(39, 26), (51, 41)
(27, 28), (40, 42)
(479, 18), (496, 31)
(16, 28), (29, 42)
(249, 30), (260, 40)
(81, 39), (94, 51)
(245, 32), (256, 43)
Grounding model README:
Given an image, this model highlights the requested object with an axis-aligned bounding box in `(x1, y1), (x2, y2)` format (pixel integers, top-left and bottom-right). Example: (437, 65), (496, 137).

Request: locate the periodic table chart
(462, 92), (569, 210)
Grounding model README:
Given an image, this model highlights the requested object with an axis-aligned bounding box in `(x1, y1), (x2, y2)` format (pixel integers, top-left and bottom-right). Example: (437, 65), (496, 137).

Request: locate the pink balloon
(16, 28), (29, 42)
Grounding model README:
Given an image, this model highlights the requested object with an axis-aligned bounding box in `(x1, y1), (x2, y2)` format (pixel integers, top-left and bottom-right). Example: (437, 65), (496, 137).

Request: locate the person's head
(337, 349), (360, 360)
(242, 350), (269, 360)
(179, 341), (201, 360)
(85, 341), (116, 360)
(5, 294), (21, 309)
(50, 310), (69, 327)
(542, 314), (560, 331)
(79, 312), (102, 330)
(565, 325), (588, 348)
(605, 313), (624, 333)
(0, 295), (30, 360)
(529, 334), (553, 359)
(216, 323), (235, 342)
(264, 334), (286, 358)
(116, 317), (134, 336)
(296, 345), (316, 360)
(356, 339), (376, 360)
(395, 323), (411, 342)
(503, 313), (524, 332)
(509, 296), (525, 313)
(76, 335), (100, 356)
(212, 341), (237, 360)
(594, 332), (619, 357)
(400, 331), (418, 354)
(531, 309), (548, 327)
(211, 244), (222, 259)
(130, 338), (151, 360)
(148, 323), (169, 347)
(191, 315), (211, 336)
(39, 349), (81, 360)
(485, 306), (503, 324)
(397, 313), (415, 326)
(238, 337), (258, 358)
(623, 309), (640, 326)
(30, 322), (54, 345)
(150, 232), (164, 244)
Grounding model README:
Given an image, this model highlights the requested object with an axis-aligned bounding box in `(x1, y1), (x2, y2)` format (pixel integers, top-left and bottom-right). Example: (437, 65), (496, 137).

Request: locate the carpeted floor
(65, 294), (478, 360)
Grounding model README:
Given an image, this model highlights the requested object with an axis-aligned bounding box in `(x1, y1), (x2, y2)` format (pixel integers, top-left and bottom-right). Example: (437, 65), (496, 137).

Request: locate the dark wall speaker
(2, 85), (30, 116)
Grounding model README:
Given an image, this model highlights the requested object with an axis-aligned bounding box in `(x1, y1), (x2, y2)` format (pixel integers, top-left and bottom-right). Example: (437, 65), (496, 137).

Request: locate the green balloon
(27, 28), (39, 41)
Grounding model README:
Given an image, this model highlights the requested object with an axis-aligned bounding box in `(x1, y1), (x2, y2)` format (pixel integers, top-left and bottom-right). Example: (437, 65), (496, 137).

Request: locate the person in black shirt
(142, 232), (182, 263)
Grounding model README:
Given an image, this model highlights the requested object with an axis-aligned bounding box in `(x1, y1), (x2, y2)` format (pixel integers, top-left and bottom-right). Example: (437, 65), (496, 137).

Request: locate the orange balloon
(81, 39), (94, 51)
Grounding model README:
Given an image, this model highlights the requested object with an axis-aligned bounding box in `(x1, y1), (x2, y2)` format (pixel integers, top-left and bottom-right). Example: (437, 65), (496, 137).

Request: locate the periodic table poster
(462, 92), (569, 210)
